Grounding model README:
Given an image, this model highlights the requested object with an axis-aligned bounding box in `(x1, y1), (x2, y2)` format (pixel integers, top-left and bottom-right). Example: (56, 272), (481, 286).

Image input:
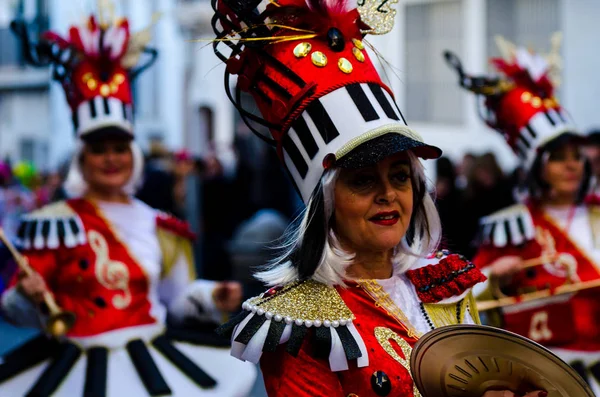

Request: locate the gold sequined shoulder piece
(242, 280), (355, 327)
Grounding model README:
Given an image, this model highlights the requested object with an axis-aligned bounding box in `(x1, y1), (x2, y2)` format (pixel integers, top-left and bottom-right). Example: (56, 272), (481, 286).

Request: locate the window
(405, 0), (464, 124)
(20, 137), (48, 168)
(0, 0), (49, 68)
(486, 0), (561, 63)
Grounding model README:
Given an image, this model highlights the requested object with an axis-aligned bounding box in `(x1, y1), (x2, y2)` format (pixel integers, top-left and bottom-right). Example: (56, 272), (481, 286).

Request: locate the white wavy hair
(63, 139), (145, 198)
(256, 151), (442, 287)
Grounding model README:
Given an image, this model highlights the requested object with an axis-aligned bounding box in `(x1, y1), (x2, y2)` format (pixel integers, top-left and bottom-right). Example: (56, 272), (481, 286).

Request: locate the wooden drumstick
(0, 228), (75, 337)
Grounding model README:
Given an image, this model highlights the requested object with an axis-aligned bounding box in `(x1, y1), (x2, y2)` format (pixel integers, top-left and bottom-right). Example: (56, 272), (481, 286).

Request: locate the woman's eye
(88, 144), (106, 154)
(114, 144), (129, 153)
(350, 175), (375, 188)
(392, 171), (411, 184)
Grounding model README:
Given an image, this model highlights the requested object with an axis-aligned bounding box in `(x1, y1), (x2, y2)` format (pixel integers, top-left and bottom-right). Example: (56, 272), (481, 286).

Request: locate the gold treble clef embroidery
(374, 327), (422, 397)
(88, 230), (131, 309)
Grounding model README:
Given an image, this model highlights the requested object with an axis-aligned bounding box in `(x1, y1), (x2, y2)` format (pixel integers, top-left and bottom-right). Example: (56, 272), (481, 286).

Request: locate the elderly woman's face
(333, 152), (413, 254)
(542, 143), (584, 199)
(81, 139), (133, 193)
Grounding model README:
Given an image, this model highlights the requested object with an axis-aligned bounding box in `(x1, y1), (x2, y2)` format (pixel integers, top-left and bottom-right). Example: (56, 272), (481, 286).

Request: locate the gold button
(311, 51), (328, 67)
(338, 57), (353, 74)
(521, 91), (532, 103)
(352, 47), (365, 63)
(544, 98), (556, 108)
(293, 42), (312, 58)
(82, 72), (93, 82)
(531, 97), (542, 108)
(100, 84), (110, 97)
(347, 394), (359, 397)
(113, 73), (126, 84)
(87, 79), (98, 91)
(110, 83), (119, 94)
(352, 38), (364, 50)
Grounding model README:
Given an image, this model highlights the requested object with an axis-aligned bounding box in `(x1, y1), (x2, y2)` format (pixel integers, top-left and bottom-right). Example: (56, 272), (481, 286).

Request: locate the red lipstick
(369, 211), (400, 226)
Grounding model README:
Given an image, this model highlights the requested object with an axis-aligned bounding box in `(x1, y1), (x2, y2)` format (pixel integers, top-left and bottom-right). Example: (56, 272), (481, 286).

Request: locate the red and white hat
(446, 38), (578, 165)
(12, 13), (157, 140)
(212, 0), (441, 202)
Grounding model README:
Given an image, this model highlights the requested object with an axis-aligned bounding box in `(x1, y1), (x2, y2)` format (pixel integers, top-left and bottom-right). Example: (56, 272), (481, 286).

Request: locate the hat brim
(336, 133), (442, 169)
(544, 131), (585, 147)
(80, 126), (134, 143)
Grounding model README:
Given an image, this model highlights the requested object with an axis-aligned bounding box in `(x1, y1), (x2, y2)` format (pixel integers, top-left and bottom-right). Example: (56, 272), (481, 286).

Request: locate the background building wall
(0, 0), (599, 177)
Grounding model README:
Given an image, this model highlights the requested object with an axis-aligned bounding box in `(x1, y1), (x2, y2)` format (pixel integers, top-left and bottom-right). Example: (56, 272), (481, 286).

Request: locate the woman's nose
(375, 182), (396, 204)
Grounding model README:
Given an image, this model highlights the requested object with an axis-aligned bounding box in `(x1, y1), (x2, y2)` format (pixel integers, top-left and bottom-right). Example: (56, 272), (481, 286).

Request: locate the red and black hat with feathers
(11, 10), (158, 141)
(212, 0), (442, 202)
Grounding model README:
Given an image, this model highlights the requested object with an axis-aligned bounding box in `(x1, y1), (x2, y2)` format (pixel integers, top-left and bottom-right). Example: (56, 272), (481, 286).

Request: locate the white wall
(562, 0), (600, 134)
(386, 0), (600, 178)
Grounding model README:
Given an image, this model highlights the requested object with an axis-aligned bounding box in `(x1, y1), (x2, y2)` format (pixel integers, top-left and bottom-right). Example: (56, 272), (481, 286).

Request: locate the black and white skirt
(0, 327), (257, 397)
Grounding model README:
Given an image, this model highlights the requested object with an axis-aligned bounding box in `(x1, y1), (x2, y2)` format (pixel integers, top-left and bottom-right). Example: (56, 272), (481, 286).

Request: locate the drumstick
(478, 278), (600, 311)
(521, 255), (558, 269)
(0, 228), (75, 336)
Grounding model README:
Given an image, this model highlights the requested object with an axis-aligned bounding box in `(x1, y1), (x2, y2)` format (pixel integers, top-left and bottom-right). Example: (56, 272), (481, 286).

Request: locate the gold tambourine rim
(410, 324), (594, 397)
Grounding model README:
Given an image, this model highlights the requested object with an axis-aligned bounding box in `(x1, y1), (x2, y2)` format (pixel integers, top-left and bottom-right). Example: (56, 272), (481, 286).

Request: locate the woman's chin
(89, 178), (129, 192)
(367, 236), (403, 253)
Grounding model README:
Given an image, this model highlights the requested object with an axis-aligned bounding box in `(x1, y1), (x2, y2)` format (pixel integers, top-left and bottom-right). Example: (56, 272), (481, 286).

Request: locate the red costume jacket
(6, 198), (195, 337)
(473, 203), (600, 353)
(218, 252), (485, 396)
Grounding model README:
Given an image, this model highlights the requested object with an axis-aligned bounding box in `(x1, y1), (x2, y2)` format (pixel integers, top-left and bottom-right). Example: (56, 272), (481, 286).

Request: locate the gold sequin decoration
(352, 47), (365, 63)
(311, 51), (328, 67)
(358, 280), (421, 338)
(249, 280), (354, 322)
(293, 42), (312, 58)
(110, 83), (119, 94)
(87, 79), (98, 91)
(543, 98), (557, 108)
(357, 0), (399, 35)
(521, 91), (532, 103)
(338, 58), (353, 74)
(113, 73), (126, 84)
(352, 38), (364, 50)
(531, 97), (542, 108)
(374, 327), (422, 397)
(100, 84), (110, 97)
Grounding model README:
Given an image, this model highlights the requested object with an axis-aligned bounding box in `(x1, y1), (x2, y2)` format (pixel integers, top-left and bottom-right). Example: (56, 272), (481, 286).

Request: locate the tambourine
(410, 325), (593, 397)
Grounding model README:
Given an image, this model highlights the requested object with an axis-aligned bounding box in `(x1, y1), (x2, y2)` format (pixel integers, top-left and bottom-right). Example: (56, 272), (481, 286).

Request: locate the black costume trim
(286, 324), (308, 357)
(262, 320), (286, 353)
(0, 335), (60, 383)
(215, 311), (249, 339)
(234, 315), (268, 345)
(153, 336), (217, 389)
(126, 339), (172, 396)
(314, 326), (332, 360)
(26, 342), (82, 397)
(166, 327), (230, 348)
(335, 326), (362, 360)
(84, 347), (108, 397)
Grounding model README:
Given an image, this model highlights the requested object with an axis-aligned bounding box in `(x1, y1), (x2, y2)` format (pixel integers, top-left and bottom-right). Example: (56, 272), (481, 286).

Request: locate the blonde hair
(256, 152), (442, 286)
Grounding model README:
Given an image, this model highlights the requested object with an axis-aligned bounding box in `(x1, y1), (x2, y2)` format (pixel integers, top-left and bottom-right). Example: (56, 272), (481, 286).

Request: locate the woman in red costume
(211, 0), (546, 395)
(447, 39), (600, 395)
(0, 11), (256, 397)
